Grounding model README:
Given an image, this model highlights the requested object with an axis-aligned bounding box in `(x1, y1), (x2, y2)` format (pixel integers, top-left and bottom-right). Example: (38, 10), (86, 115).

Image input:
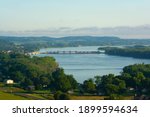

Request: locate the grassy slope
(0, 84), (47, 100)
(0, 91), (27, 100)
(71, 96), (107, 100)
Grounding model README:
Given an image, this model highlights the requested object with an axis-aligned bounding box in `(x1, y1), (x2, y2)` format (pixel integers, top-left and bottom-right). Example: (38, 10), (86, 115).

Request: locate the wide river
(39, 46), (150, 83)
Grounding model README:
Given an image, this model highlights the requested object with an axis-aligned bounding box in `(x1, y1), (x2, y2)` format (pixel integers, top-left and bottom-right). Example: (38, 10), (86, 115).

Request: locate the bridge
(40, 50), (104, 54)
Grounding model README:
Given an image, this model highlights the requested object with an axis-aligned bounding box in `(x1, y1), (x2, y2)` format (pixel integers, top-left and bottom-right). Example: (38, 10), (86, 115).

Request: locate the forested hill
(0, 36), (122, 45)
(1, 36), (150, 46)
(99, 45), (150, 59)
(0, 36), (150, 46)
(1, 36), (150, 52)
(0, 39), (18, 51)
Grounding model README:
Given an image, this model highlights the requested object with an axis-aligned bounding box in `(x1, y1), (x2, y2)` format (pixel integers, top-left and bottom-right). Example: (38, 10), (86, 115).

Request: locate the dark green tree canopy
(0, 53), (77, 92)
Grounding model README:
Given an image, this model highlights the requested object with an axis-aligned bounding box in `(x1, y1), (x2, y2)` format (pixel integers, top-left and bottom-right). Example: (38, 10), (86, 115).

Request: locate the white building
(5, 79), (14, 84)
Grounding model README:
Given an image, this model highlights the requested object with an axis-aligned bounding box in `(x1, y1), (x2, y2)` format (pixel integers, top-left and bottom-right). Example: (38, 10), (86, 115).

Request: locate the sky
(0, 0), (150, 38)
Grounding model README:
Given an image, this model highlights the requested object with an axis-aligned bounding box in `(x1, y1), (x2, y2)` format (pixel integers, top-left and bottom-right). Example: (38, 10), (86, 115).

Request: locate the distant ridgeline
(1, 36), (150, 52)
(99, 45), (150, 59)
(0, 39), (17, 51)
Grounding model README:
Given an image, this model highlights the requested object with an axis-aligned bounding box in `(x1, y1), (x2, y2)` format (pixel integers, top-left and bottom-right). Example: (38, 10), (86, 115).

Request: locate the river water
(38, 46), (150, 83)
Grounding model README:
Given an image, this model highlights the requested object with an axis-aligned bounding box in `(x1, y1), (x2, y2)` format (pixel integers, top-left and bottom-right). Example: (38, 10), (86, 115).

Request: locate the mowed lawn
(71, 95), (108, 100)
(70, 95), (134, 100)
(0, 91), (27, 100)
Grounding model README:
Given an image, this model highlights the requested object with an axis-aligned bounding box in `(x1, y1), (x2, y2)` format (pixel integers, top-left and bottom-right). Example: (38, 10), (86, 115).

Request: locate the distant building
(28, 51), (40, 55)
(4, 79), (14, 84)
(129, 88), (134, 91)
(68, 90), (74, 94)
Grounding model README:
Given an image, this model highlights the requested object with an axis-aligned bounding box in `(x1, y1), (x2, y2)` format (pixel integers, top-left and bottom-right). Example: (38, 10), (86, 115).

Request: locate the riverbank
(99, 46), (150, 59)
(38, 46), (150, 83)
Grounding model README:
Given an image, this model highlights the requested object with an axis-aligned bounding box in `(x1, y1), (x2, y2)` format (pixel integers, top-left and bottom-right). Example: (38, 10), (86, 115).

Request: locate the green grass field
(0, 91), (27, 100)
(70, 95), (107, 100)
(0, 83), (134, 100)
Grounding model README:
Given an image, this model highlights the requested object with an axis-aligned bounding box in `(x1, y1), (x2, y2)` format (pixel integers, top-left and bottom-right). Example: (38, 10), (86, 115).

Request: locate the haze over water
(39, 46), (150, 83)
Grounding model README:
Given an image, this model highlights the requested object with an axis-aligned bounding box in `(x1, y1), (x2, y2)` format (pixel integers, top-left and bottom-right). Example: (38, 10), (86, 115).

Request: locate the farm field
(0, 91), (27, 100)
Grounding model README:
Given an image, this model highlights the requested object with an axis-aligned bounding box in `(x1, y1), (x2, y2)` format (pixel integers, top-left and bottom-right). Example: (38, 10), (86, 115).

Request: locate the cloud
(0, 25), (150, 38)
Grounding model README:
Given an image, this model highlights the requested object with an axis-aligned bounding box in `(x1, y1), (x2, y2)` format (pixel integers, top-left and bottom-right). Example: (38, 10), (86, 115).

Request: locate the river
(38, 46), (150, 83)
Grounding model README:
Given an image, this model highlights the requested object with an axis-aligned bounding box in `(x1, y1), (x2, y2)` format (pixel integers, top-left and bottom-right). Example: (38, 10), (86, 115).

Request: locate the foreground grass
(0, 91), (27, 100)
(71, 95), (108, 100)
(70, 95), (134, 100)
(16, 93), (48, 100)
(0, 87), (26, 93)
(0, 84), (134, 100)
(0, 91), (134, 100)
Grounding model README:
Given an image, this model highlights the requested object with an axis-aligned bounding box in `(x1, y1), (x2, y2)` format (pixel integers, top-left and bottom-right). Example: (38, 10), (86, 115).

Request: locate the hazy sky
(0, 0), (150, 38)
(0, 0), (150, 31)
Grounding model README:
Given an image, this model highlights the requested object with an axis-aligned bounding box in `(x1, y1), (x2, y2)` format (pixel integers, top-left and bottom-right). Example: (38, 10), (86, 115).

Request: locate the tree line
(99, 45), (150, 59)
(2, 36), (150, 53)
(80, 63), (150, 99)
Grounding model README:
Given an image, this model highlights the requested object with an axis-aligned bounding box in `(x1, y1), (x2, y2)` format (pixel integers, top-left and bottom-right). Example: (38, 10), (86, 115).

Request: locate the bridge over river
(40, 50), (104, 54)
